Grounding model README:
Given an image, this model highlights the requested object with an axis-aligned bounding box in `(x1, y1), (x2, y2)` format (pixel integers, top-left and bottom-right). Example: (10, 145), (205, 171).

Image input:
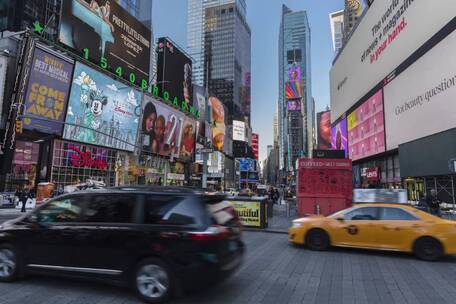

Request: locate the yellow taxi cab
(288, 203), (456, 261)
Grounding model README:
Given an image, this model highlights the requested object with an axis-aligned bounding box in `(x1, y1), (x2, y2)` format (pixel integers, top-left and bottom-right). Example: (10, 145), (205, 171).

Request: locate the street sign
(199, 148), (213, 153)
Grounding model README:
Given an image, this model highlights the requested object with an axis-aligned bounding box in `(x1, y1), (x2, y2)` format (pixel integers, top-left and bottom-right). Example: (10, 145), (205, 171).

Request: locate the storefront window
(7, 141), (40, 190)
(51, 140), (117, 188)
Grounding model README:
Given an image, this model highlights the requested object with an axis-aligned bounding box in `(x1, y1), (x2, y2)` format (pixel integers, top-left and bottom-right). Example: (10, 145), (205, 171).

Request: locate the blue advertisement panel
(63, 62), (141, 152)
(239, 158), (256, 172)
(23, 47), (74, 134)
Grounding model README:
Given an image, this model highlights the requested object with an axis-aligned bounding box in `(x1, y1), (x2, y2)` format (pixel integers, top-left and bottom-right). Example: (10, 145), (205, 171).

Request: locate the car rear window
(144, 196), (206, 226)
(84, 194), (138, 223)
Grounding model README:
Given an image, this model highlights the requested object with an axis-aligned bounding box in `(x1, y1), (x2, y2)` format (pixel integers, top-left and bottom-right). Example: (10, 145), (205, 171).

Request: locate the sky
(153, 0), (344, 162)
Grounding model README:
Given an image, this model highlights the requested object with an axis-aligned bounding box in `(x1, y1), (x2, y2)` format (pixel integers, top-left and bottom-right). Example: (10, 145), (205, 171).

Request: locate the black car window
(380, 207), (419, 221)
(344, 207), (379, 221)
(144, 196), (200, 226)
(84, 195), (137, 223)
(35, 196), (83, 224)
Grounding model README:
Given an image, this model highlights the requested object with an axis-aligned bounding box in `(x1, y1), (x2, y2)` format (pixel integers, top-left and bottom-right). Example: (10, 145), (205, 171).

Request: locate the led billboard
(317, 111), (331, 150)
(331, 117), (348, 158)
(63, 62), (141, 152)
(330, 0), (456, 122)
(347, 89), (385, 161)
(23, 47), (74, 135)
(59, 0), (151, 86)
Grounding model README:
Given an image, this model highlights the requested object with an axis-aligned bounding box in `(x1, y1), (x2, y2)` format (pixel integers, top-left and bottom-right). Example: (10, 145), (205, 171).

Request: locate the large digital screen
(330, 0), (456, 122)
(252, 133), (259, 160)
(59, 0), (151, 86)
(347, 89), (385, 161)
(193, 85), (207, 146)
(63, 62), (141, 152)
(209, 96), (226, 152)
(331, 117), (348, 158)
(233, 120), (246, 142)
(287, 99), (302, 112)
(288, 64), (300, 81)
(317, 111), (331, 149)
(384, 30), (456, 150)
(239, 158), (256, 172)
(23, 47), (74, 135)
(141, 95), (184, 158)
(179, 116), (196, 161)
(156, 37), (193, 108)
(285, 81), (302, 99)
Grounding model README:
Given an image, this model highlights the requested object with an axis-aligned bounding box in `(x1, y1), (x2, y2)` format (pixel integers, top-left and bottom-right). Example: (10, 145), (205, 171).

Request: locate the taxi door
(329, 206), (382, 248)
(375, 207), (423, 251)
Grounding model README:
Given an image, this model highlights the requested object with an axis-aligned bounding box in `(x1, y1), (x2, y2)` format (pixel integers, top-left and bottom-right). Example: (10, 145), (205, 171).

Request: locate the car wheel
(134, 258), (173, 303)
(413, 237), (443, 261)
(306, 229), (330, 251)
(0, 244), (19, 282)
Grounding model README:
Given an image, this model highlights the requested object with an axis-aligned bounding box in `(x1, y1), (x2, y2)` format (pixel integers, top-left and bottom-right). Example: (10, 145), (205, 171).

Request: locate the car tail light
(188, 225), (230, 241)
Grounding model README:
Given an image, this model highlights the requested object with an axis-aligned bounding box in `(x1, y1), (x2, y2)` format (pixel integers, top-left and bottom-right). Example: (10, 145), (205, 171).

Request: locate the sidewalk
(245, 203), (299, 234)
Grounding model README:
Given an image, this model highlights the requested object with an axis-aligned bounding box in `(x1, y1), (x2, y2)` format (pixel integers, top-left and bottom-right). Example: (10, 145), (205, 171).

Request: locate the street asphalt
(2, 210), (456, 303)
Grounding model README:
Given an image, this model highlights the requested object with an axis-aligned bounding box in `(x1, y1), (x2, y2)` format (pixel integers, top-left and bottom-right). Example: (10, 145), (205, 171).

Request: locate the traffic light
(15, 120), (23, 134)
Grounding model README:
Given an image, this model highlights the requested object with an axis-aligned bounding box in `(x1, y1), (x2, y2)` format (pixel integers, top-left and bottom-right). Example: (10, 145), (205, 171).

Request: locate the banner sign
(209, 96), (226, 152)
(317, 111), (331, 149)
(233, 120), (245, 142)
(63, 62), (141, 152)
(179, 116), (196, 161)
(23, 47), (74, 134)
(228, 200), (261, 227)
(141, 95), (184, 158)
(347, 89), (385, 161)
(331, 117), (348, 158)
(59, 0), (151, 87)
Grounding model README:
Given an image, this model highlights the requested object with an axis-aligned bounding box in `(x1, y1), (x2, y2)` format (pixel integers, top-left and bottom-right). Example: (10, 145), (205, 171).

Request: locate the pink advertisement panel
(347, 90), (385, 161)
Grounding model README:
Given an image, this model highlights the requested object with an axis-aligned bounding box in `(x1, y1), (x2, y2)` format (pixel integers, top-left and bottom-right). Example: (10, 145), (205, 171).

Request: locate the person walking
(426, 189), (441, 217)
(15, 185), (28, 213)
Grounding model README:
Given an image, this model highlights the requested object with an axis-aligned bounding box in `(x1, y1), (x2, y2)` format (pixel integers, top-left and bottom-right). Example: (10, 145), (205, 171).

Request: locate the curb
(244, 228), (288, 235)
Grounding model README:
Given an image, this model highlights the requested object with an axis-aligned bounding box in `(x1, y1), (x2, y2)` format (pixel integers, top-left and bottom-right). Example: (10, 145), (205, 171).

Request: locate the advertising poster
(193, 85), (207, 146)
(59, 0), (151, 84)
(331, 117), (348, 158)
(228, 200), (261, 227)
(347, 90), (385, 161)
(23, 47), (74, 134)
(239, 158), (255, 172)
(179, 117), (196, 161)
(233, 120), (245, 142)
(252, 133), (259, 160)
(209, 96), (226, 152)
(288, 64), (300, 81)
(285, 81), (302, 99)
(156, 37), (193, 108)
(317, 111), (331, 149)
(141, 95), (184, 158)
(63, 62), (141, 152)
(287, 99), (302, 112)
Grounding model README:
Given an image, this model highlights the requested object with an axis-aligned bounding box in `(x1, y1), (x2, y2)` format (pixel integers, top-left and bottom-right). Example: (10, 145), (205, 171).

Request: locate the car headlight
(292, 222), (303, 228)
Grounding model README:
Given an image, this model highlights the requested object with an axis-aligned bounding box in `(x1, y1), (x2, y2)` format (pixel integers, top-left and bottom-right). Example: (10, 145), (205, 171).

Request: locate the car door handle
(383, 226), (400, 231)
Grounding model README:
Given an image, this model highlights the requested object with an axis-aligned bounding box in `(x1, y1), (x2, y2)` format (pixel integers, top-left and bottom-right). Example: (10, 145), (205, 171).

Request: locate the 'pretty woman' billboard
(331, 117), (348, 158)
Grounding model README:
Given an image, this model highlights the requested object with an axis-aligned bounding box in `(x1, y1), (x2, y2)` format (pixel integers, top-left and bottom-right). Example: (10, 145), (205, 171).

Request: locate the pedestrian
(426, 189), (441, 217)
(15, 184), (28, 213)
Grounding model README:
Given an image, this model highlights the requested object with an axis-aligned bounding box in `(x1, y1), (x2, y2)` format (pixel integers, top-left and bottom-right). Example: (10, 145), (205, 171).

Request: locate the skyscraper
(329, 10), (344, 56)
(343, 0), (363, 43)
(273, 112), (279, 147)
(187, 0), (251, 125)
(278, 5), (312, 178)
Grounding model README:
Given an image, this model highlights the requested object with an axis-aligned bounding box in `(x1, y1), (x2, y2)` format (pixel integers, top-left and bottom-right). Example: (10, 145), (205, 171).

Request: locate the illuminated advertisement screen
(331, 117), (348, 158)
(179, 116), (196, 161)
(317, 111), (331, 149)
(288, 64), (300, 81)
(59, 0), (151, 86)
(156, 37), (193, 108)
(141, 95), (184, 158)
(239, 158), (256, 172)
(287, 99), (302, 112)
(347, 89), (385, 161)
(209, 96), (226, 152)
(193, 85), (207, 146)
(63, 62), (141, 152)
(23, 47), (74, 135)
(285, 81), (302, 99)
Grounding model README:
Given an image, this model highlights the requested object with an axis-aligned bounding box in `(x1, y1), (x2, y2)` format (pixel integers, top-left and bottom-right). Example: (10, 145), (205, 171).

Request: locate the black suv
(0, 187), (244, 303)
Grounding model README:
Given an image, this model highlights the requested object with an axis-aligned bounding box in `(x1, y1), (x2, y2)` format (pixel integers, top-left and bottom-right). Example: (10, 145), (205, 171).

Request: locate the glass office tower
(278, 5), (312, 179)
